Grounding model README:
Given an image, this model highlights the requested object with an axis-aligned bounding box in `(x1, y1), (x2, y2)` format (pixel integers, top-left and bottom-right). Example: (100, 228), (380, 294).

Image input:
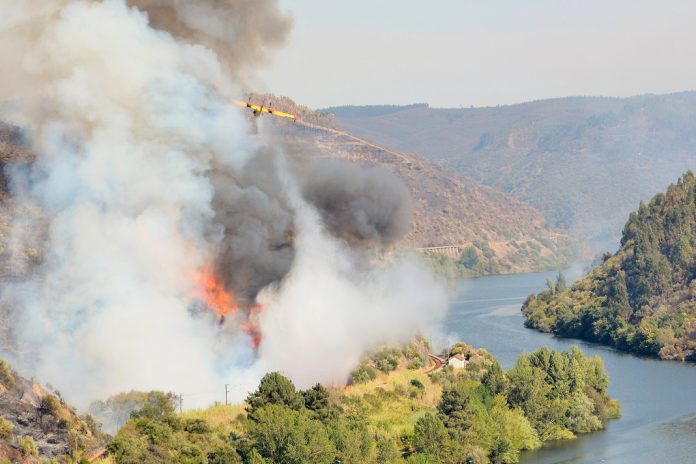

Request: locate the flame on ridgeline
(194, 267), (266, 349)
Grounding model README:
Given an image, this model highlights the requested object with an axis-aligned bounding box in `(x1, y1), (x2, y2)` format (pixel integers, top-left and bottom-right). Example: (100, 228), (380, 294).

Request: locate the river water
(444, 270), (696, 463)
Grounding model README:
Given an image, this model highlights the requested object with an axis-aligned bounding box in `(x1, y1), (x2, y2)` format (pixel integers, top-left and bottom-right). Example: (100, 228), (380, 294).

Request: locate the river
(444, 269), (696, 463)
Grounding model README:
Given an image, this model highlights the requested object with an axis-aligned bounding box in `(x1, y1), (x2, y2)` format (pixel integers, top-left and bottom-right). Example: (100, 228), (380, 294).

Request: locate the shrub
(18, 435), (39, 457)
(0, 415), (13, 440)
(0, 360), (15, 388)
(184, 418), (211, 434)
(82, 414), (102, 437)
(130, 391), (178, 421)
(410, 379), (425, 390)
(350, 363), (377, 384)
(40, 395), (62, 418)
(372, 348), (401, 373)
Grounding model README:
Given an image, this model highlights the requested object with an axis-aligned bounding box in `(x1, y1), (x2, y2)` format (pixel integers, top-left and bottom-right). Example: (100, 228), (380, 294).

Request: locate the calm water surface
(444, 270), (696, 464)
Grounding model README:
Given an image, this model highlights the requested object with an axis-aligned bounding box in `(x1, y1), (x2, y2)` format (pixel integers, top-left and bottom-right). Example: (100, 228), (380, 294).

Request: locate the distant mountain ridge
(320, 103), (429, 119)
(329, 92), (696, 247)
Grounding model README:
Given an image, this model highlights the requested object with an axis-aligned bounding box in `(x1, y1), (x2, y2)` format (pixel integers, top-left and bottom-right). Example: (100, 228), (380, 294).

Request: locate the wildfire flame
(194, 266), (266, 349)
(194, 267), (239, 317)
(243, 305), (265, 349)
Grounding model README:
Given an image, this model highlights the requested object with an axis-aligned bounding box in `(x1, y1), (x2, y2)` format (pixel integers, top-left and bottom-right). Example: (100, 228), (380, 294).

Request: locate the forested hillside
(330, 93), (696, 245)
(523, 172), (696, 360)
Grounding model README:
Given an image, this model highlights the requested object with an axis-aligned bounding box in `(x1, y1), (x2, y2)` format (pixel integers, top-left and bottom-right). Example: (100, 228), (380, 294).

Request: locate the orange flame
(194, 267), (238, 317)
(243, 305), (266, 349)
(194, 266), (266, 349)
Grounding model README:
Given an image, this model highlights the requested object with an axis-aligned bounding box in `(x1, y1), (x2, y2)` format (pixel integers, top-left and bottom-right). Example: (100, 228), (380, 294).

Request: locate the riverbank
(444, 270), (696, 463)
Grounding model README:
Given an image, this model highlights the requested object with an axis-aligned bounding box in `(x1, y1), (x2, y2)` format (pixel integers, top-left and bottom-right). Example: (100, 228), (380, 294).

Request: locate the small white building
(448, 353), (468, 369)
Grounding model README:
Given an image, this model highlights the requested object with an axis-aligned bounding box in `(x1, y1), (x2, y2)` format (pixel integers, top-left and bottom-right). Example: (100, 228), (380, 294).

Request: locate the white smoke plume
(0, 0), (447, 409)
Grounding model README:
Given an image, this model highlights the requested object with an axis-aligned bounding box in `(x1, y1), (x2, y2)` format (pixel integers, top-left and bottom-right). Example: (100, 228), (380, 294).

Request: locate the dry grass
(340, 367), (442, 435)
(94, 456), (115, 464)
(180, 404), (246, 435)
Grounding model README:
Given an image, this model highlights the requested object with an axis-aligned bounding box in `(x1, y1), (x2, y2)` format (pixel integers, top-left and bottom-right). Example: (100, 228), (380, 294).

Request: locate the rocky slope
(0, 358), (104, 463)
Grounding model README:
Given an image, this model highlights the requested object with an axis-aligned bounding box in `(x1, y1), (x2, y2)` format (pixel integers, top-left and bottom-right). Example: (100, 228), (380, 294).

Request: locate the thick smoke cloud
(126, 0), (292, 84)
(0, 0), (447, 409)
(302, 160), (413, 246)
(209, 148), (296, 304)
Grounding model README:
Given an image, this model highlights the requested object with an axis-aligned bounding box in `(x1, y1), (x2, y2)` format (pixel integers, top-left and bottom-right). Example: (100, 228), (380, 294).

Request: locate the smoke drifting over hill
(0, 0), (446, 407)
(126, 0), (293, 84)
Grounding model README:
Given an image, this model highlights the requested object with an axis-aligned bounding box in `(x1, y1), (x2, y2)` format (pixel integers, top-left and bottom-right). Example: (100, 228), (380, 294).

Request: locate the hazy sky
(258, 0), (696, 109)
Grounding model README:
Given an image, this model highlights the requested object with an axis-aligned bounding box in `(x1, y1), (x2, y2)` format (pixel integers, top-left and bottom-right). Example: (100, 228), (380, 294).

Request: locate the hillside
(253, 97), (574, 275)
(522, 172), (696, 361)
(0, 115), (572, 278)
(104, 342), (618, 464)
(328, 93), (696, 246)
(0, 358), (104, 463)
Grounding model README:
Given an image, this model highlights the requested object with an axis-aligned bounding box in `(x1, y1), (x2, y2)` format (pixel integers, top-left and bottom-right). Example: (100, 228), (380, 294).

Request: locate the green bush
(350, 363), (377, 384)
(40, 395), (62, 418)
(0, 360), (15, 388)
(18, 435), (39, 457)
(372, 348), (401, 373)
(410, 379), (425, 390)
(0, 415), (13, 440)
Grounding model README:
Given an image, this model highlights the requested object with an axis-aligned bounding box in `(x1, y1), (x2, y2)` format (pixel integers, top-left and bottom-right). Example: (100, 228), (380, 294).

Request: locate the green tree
(130, 391), (177, 421)
(328, 417), (374, 464)
(554, 273), (567, 293)
(481, 361), (506, 396)
(375, 434), (403, 464)
(406, 453), (441, 464)
(458, 246), (480, 270)
(413, 413), (448, 458)
(302, 384), (334, 422)
(247, 404), (336, 464)
(246, 372), (304, 421)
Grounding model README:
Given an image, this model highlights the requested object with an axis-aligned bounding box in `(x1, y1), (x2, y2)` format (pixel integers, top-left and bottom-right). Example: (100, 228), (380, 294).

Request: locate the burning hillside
(0, 0), (446, 408)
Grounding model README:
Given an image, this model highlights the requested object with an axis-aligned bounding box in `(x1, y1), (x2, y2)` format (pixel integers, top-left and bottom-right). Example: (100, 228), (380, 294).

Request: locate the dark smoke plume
(127, 0), (293, 82)
(209, 149), (414, 303)
(0, 0), (446, 407)
(302, 160), (413, 247)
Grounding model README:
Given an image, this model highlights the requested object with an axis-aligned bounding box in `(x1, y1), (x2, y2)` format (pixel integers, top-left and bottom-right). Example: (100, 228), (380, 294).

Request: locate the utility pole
(178, 394), (183, 414)
(225, 384), (230, 406)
